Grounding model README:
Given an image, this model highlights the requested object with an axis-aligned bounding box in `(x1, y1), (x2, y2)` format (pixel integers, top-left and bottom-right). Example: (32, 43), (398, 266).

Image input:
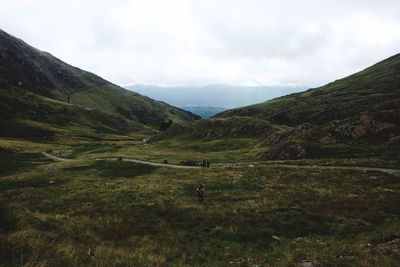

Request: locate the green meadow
(1, 136), (400, 266)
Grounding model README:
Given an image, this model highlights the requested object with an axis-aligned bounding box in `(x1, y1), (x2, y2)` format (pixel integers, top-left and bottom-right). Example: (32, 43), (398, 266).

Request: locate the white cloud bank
(1, 0), (400, 87)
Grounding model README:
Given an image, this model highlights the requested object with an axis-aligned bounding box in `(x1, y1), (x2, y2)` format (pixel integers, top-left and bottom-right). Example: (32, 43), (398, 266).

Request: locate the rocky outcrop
(335, 114), (397, 140)
(263, 143), (306, 160)
(373, 237), (400, 255)
(352, 114), (396, 138)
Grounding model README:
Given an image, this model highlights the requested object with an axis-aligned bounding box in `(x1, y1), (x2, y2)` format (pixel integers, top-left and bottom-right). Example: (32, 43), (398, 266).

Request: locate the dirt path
(122, 158), (200, 169)
(265, 163), (400, 175)
(41, 152), (400, 174)
(41, 152), (199, 169)
(41, 152), (73, 162)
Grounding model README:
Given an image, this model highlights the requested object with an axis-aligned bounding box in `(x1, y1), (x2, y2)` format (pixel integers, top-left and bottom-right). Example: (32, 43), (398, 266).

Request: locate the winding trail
(266, 163), (400, 175)
(41, 151), (199, 169)
(122, 158), (200, 169)
(41, 152), (73, 162)
(41, 152), (400, 174)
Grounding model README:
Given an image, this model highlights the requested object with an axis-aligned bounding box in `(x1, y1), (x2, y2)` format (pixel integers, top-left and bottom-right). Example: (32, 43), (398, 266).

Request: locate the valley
(0, 28), (400, 266)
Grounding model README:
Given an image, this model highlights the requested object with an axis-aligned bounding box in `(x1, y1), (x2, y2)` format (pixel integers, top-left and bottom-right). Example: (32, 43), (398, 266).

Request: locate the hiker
(202, 159), (206, 169)
(196, 184), (204, 202)
(206, 159), (210, 168)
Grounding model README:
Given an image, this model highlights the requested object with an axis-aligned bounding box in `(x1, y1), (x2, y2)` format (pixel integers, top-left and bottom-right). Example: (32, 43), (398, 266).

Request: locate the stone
(299, 260), (313, 267)
(389, 136), (400, 145)
(293, 237), (307, 243)
(271, 235), (281, 242)
(383, 188), (396, 193)
(319, 136), (337, 144)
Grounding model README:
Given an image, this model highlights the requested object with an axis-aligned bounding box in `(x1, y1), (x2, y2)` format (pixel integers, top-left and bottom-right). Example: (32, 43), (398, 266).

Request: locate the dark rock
(319, 136), (337, 144)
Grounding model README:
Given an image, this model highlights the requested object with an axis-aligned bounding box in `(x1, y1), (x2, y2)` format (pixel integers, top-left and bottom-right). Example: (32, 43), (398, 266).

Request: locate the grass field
(1, 136), (400, 266)
(61, 137), (264, 165)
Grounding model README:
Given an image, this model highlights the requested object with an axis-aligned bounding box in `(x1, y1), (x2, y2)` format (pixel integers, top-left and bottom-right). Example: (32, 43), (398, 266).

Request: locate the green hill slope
(159, 54), (400, 161)
(216, 54), (400, 126)
(0, 29), (199, 139)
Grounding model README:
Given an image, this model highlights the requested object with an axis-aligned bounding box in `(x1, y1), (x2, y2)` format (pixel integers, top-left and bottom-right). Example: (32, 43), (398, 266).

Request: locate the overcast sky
(1, 0), (400, 87)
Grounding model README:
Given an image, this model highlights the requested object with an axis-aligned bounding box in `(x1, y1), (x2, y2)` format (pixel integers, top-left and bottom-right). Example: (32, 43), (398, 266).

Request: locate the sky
(1, 0), (400, 87)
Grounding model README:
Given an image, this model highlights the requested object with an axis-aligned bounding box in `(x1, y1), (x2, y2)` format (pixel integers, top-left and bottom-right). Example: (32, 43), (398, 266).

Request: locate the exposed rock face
(351, 115), (396, 139)
(333, 114), (397, 139)
(263, 144), (306, 160)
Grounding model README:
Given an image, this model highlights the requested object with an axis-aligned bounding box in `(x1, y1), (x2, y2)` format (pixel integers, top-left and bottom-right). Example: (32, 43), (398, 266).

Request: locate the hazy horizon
(126, 84), (307, 109)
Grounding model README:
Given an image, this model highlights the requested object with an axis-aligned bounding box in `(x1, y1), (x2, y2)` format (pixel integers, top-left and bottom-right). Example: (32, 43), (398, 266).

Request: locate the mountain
(179, 106), (227, 118)
(125, 84), (306, 109)
(159, 54), (400, 160)
(0, 29), (199, 139)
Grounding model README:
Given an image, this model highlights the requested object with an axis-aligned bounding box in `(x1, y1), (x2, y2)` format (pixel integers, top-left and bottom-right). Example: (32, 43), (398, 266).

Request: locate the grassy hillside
(0, 87), (147, 140)
(157, 54), (400, 161)
(0, 29), (199, 140)
(216, 54), (400, 126)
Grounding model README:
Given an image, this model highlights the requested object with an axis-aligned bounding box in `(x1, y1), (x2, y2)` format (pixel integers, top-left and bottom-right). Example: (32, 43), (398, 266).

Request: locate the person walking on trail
(196, 184), (205, 202)
(202, 159), (206, 169)
(206, 159), (210, 168)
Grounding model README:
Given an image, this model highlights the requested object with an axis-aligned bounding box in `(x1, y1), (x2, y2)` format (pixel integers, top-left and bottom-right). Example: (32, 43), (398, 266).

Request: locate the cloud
(1, 0), (400, 87)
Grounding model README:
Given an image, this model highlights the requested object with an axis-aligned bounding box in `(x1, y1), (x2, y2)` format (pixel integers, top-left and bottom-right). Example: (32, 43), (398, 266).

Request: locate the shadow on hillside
(0, 149), (48, 177)
(0, 176), (67, 192)
(65, 160), (158, 178)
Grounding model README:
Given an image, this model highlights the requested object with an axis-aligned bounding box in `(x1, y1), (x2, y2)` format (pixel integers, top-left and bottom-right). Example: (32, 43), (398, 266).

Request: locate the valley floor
(1, 136), (400, 266)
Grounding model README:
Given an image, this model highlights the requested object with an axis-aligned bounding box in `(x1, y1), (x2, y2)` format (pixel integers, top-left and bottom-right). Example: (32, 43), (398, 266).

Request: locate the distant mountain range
(125, 84), (307, 110)
(178, 106), (227, 118)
